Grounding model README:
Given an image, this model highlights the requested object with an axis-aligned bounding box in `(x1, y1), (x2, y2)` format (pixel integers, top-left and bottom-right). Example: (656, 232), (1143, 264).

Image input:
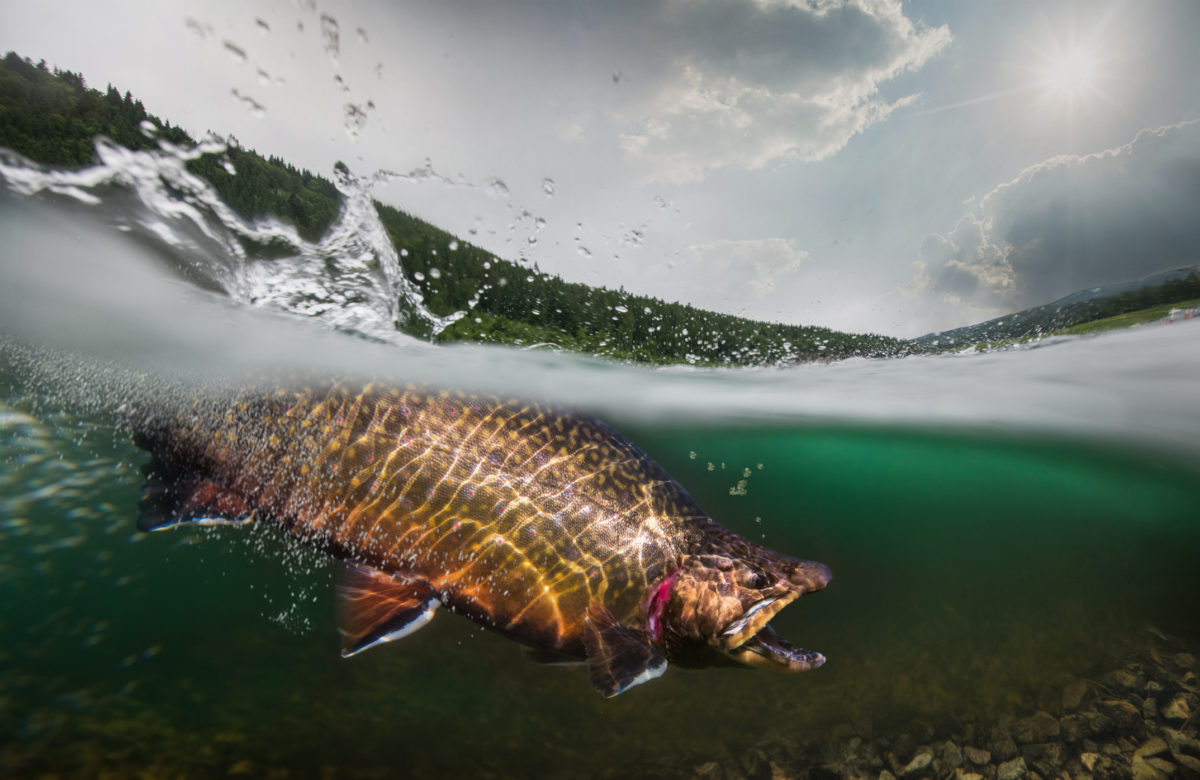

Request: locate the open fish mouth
(730, 623), (825, 671)
(720, 592), (825, 672)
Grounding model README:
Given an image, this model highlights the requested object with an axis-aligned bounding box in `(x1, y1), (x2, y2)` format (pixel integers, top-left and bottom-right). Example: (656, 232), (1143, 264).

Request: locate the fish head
(653, 541), (831, 673)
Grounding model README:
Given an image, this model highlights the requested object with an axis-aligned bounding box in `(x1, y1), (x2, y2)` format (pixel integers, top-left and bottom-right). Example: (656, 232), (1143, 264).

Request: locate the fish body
(133, 382), (830, 696)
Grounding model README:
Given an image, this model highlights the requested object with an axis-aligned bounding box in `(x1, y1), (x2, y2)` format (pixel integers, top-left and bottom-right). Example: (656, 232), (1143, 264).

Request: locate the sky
(3, 0), (1200, 338)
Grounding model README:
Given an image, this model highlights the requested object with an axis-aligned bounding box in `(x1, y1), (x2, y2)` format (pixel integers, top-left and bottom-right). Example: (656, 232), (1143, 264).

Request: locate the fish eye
(740, 570), (770, 589)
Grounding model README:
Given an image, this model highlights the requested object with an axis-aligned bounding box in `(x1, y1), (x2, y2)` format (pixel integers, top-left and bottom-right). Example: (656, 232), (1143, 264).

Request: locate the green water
(2, 396), (1198, 778)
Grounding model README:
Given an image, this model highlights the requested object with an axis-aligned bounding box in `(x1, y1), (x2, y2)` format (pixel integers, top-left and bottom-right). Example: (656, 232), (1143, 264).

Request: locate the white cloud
(913, 121), (1200, 326)
(616, 0), (951, 182)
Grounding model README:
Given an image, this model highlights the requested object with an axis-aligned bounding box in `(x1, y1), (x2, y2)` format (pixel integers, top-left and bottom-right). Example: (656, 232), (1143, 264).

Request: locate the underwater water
(1, 145), (1199, 778)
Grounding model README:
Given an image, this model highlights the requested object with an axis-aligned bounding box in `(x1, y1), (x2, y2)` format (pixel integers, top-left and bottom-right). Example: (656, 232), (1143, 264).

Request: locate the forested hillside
(913, 267), (1200, 349)
(0, 52), (907, 365)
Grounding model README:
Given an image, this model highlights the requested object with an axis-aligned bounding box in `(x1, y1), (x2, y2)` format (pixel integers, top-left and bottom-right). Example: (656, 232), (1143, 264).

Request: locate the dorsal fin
(582, 603), (667, 697)
(337, 564), (439, 657)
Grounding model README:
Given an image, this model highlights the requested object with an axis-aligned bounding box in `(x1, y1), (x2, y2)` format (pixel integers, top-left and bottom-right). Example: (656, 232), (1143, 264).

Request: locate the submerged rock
(1162, 695), (1190, 722)
(1062, 678), (1088, 711)
(963, 746), (990, 766)
(988, 728), (1019, 762)
(897, 751), (932, 777)
(996, 756), (1027, 780)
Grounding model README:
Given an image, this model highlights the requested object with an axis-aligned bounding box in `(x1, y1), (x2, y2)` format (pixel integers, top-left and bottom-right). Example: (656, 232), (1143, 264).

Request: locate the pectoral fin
(137, 464), (254, 532)
(582, 604), (667, 697)
(337, 564), (439, 657)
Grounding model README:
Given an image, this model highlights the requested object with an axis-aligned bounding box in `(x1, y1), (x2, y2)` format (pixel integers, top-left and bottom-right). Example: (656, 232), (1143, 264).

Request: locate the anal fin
(582, 604), (667, 698)
(338, 564), (439, 658)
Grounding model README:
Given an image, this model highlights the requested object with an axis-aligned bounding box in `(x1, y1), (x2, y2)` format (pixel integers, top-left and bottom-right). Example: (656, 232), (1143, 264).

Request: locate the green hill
(0, 51), (907, 365)
(913, 266), (1200, 351)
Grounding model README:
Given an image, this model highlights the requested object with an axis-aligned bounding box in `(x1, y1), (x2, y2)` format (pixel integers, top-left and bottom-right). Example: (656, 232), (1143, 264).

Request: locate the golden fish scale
(167, 384), (705, 651)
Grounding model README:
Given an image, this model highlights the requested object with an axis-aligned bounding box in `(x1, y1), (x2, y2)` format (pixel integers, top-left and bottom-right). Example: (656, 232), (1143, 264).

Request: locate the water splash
(0, 137), (463, 341)
(320, 15), (341, 66)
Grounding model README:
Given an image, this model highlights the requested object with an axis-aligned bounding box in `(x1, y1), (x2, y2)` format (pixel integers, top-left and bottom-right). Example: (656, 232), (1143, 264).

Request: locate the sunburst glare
(1038, 44), (1102, 100)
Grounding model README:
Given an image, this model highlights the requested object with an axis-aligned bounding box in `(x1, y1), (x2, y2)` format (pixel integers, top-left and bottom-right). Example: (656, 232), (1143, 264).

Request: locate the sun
(1035, 43), (1104, 104)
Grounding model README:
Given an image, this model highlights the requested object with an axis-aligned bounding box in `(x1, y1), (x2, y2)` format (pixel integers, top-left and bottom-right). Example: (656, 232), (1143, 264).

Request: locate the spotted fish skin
(133, 381), (831, 696)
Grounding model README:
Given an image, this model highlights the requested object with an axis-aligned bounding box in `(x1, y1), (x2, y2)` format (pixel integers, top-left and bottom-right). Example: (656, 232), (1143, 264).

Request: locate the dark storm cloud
(919, 121), (1200, 310)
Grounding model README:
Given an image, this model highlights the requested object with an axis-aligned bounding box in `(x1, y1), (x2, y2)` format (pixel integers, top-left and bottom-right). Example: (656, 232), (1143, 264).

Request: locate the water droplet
(184, 18), (210, 40)
(357, 26), (369, 44)
(487, 178), (510, 198)
(320, 14), (340, 65)
(541, 178), (555, 197)
(413, 272), (425, 281)
(230, 89), (266, 118)
(138, 120), (158, 139)
(614, 305), (628, 314)
(576, 246), (591, 258)
(255, 17), (270, 34)
(223, 40), (248, 64)
(343, 102), (369, 141)
(257, 68), (272, 86)
(429, 268), (441, 279)
(448, 241), (458, 251)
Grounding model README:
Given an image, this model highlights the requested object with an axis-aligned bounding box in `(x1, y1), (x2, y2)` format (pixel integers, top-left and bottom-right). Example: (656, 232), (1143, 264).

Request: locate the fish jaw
(717, 590), (798, 651)
(660, 551), (830, 672)
(726, 624), (826, 672)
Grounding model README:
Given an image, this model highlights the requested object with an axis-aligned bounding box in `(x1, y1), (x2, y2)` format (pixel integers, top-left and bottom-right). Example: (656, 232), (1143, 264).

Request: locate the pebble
(988, 728), (1019, 761)
(940, 740), (963, 769)
(1162, 695), (1190, 722)
(1131, 755), (1174, 780)
(963, 746), (990, 766)
(898, 751), (932, 777)
(1061, 678), (1088, 710)
(996, 756), (1027, 780)
(1134, 737), (1169, 760)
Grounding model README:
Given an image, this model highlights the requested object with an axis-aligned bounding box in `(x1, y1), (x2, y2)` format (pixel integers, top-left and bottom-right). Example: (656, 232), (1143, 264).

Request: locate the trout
(132, 382), (831, 697)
